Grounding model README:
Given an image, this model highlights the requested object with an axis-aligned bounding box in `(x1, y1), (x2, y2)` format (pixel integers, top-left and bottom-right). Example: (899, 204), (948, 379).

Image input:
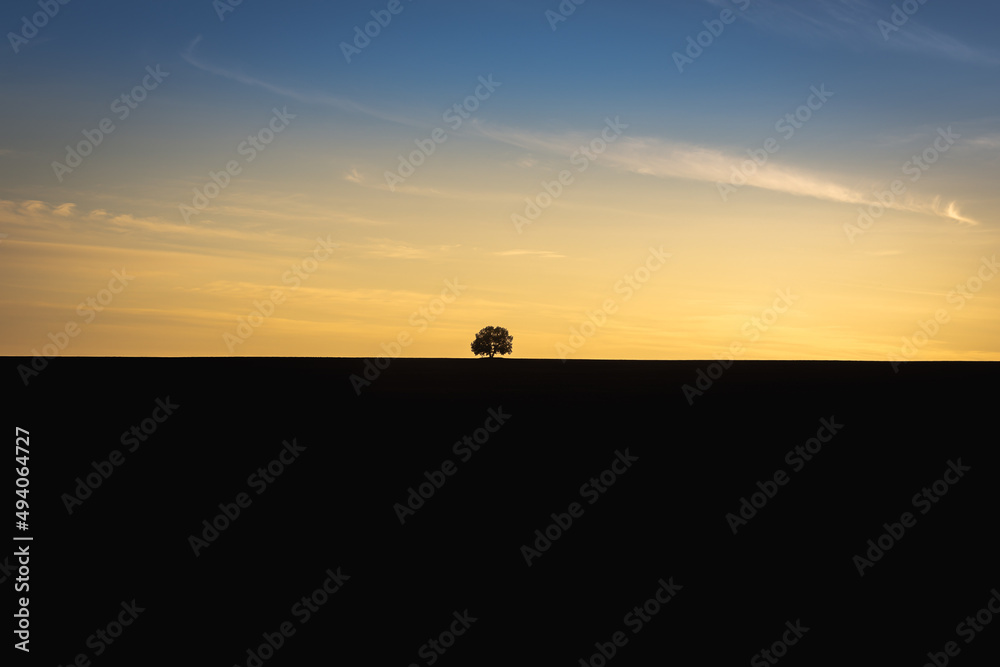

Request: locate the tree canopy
(471, 326), (512, 358)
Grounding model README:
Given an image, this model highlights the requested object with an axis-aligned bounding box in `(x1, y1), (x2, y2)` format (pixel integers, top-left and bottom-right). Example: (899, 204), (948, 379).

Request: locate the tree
(471, 326), (513, 358)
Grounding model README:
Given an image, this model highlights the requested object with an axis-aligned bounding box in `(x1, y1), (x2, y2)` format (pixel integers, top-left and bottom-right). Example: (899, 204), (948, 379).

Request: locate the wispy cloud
(704, 0), (1000, 65)
(969, 134), (1000, 149)
(0, 198), (335, 252)
(349, 238), (461, 260)
(494, 249), (566, 259)
(180, 36), (424, 128)
(859, 249), (905, 257)
(471, 121), (979, 226)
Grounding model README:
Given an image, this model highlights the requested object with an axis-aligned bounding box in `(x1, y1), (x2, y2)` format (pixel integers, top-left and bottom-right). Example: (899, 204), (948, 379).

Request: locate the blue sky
(6, 0), (999, 193)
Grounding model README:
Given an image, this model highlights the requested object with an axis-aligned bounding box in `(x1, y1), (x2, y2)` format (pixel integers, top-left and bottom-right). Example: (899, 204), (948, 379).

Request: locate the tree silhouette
(471, 326), (513, 358)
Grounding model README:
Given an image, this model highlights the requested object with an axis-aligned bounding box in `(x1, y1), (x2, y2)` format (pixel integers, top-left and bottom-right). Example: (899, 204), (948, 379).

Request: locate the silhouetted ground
(7, 358), (998, 665)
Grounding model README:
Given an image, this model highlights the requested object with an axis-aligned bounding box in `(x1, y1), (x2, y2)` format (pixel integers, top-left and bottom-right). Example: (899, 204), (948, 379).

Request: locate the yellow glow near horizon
(2, 170), (997, 361)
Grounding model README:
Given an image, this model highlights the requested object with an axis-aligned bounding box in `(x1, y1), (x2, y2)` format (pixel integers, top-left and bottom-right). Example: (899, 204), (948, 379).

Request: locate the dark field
(7, 358), (999, 665)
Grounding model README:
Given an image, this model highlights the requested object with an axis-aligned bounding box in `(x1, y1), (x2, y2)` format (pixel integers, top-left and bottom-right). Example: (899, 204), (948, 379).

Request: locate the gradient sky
(2, 0), (998, 359)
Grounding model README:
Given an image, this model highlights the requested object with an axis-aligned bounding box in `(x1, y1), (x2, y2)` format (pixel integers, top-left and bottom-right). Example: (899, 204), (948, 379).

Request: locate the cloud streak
(180, 36), (425, 128)
(969, 134), (1000, 149)
(494, 249), (566, 259)
(470, 121), (979, 226)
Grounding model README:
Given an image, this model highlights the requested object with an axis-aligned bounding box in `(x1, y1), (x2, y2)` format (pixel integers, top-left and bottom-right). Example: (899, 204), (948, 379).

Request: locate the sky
(1, 0), (998, 360)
